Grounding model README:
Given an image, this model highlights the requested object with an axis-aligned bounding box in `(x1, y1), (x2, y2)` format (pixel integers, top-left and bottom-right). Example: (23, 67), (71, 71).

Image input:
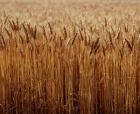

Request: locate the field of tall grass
(0, 0), (140, 114)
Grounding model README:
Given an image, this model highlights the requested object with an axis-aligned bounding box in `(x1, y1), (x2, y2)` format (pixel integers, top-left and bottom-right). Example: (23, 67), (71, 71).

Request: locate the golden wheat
(0, 0), (140, 114)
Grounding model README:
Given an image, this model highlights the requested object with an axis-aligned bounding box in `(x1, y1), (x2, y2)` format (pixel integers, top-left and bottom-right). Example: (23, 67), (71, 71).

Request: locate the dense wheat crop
(0, 0), (140, 114)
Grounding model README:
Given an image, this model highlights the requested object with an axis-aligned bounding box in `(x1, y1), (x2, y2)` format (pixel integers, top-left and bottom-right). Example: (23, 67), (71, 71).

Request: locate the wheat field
(0, 0), (140, 114)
